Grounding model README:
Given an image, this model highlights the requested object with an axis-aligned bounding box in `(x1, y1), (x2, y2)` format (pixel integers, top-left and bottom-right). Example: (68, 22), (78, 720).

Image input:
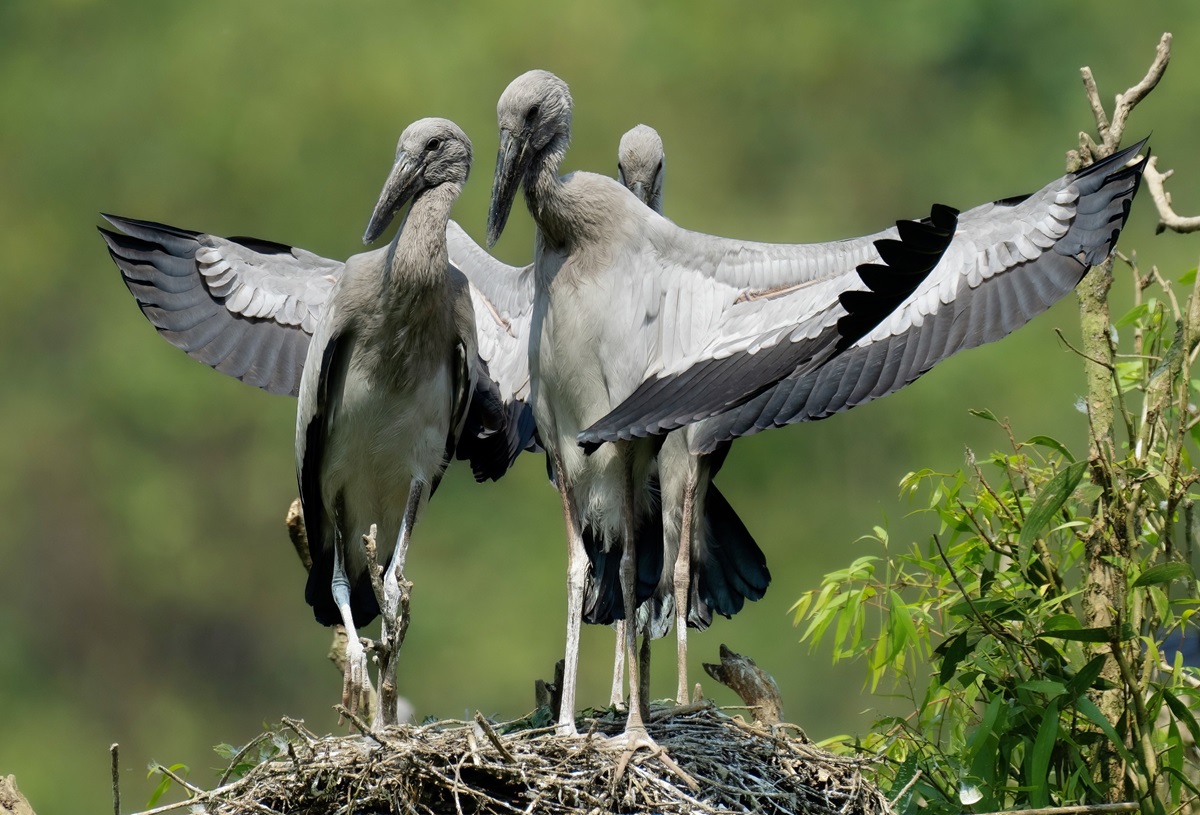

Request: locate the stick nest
(171, 703), (891, 815)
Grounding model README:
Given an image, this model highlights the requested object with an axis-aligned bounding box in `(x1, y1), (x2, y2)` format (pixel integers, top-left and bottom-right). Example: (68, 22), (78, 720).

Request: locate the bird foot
(338, 635), (371, 723)
(605, 727), (699, 791)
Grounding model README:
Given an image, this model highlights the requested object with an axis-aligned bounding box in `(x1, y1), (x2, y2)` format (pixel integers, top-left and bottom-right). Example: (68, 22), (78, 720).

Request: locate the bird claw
(605, 728), (699, 791)
(606, 726), (658, 775)
(339, 636), (371, 723)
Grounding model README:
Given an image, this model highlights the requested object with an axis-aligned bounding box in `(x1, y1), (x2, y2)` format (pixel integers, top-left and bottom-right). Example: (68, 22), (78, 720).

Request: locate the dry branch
(1144, 156), (1200, 234)
(0, 777), (35, 815)
(702, 644), (785, 726)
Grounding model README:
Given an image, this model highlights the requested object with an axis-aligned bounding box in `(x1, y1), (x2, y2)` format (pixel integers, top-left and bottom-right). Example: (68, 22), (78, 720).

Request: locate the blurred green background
(2, 2), (1199, 811)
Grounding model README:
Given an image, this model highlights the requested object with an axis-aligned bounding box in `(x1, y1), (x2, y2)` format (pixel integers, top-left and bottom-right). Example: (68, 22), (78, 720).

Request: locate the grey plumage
(604, 125), (768, 711)
(485, 70), (1144, 741)
(485, 70), (937, 743)
(295, 118), (481, 721)
(100, 119), (514, 724)
(582, 140), (1148, 451)
(99, 227), (536, 481)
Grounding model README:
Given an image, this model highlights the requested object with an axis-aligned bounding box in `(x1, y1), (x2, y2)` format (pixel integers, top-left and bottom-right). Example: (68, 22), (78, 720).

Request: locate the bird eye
(526, 104), (540, 123)
(425, 138), (442, 152)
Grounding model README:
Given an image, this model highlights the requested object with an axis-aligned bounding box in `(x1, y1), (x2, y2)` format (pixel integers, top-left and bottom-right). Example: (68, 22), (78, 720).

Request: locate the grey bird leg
(610, 620), (626, 709)
(674, 469), (698, 705)
(620, 452), (652, 743)
(331, 523), (370, 719)
(638, 628), (651, 721)
(554, 451), (586, 736)
(378, 480), (424, 727)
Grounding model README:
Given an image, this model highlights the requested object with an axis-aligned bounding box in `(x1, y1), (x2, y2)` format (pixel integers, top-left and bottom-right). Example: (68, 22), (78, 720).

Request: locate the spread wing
(445, 220), (539, 458)
(100, 215), (540, 463)
(446, 220), (535, 406)
(98, 214), (340, 396)
(580, 139), (1148, 450)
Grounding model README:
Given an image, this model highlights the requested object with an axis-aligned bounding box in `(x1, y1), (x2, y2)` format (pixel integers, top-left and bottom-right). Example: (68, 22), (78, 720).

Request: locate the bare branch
(1145, 156), (1200, 234)
(1107, 32), (1172, 151)
(1075, 32), (1170, 164)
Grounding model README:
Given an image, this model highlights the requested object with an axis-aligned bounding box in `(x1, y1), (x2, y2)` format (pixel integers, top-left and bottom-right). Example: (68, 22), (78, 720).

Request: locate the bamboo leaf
(1133, 562), (1195, 587)
(968, 408), (999, 423)
(937, 631), (970, 685)
(1162, 688), (1200, 747)
(1018, 460), (1087, 554)
(1065, 654), (1108, 697)
(1039, 625), (1133, 643)
(1076, 696), (1137, 765)
(1023, 435), (1076, 463)
(1028, 700), (1059, 808)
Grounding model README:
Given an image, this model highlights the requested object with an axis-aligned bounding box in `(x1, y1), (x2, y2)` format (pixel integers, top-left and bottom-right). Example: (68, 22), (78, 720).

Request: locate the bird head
(364, 117), (473, 244)
(486, 69), (572, 248)
(617, 124), (665, 212)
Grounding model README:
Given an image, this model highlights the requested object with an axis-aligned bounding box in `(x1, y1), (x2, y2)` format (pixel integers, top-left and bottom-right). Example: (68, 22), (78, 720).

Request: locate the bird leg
(637, 628), (652, 721)
(331, 523), (370, 722)
(377, 480), (423, 727)
(614, 451), (655, 752)
(553, 451), (587, 736)
(674, 469), (698, 705)
(609, 620), (626, 709)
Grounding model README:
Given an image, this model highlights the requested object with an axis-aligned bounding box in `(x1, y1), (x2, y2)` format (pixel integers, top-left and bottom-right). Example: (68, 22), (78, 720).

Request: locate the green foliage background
(1, 2), (1199, 811)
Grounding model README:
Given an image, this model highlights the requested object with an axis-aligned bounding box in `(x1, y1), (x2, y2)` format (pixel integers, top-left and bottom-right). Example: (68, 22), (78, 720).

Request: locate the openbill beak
(363, 152), (422, 245)
(486, 128), (531, 248)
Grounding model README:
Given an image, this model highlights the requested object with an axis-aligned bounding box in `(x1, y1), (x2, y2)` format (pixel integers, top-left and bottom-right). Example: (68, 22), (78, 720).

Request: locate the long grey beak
(629, 181), (648, 207)
(363, 152), (420, 245)
(486, 129), (528, 248)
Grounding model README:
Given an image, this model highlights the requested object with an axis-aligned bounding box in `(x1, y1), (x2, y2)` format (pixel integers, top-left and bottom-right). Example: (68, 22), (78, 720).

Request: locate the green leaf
(1023, 435), (1076, 463)
(1028, 700), (1059, 808)
(1018, 460), (1088, 553)
(1163, 765), (1200, 799)
(1114, 302), (1150, 328)
(1181, 267), (1197, 286)
(1039, 625), (1133, 643)
(1133, 562), (1195, 587)
(1162, 688), (1200, 747)
(1076, 696), (1137, 765)
(1042, 613), (1084, 632)
(1016, 679), (1067, 698)
(1065, 654), (1108, 697)
(937, 631), (971, 685)
(968, 407), (1000, 424)
(887, 753), (920, 813)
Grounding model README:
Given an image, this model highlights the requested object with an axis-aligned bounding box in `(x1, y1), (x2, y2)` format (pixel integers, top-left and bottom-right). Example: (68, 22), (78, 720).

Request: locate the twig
(111, 743), (120, 815)
(1055, 328), (1116, 371)
(473, 712), (516, 764)
(334, 704), (390, 746)
(975, 804), (1139, 815)
(362, 523), (385, 611)
(1144, 156), (1200, 234)
(284, 498), (312, 571)
(1077, 33), (1170, 162)
(149, 763), (202, 798)
(217, 731), (274, 786)
(887, 768), (921, 809)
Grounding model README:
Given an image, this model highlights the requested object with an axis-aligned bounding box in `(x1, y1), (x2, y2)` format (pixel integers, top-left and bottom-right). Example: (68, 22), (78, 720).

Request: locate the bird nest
(149, 702), (892, 815)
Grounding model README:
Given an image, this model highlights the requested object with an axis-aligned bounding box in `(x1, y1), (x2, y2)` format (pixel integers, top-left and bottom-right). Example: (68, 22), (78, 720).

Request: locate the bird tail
(581, 483), (665, 626)
(687, 482), (770, 631)
(304, 543), (381, 629)
(455, 359), (538, 481)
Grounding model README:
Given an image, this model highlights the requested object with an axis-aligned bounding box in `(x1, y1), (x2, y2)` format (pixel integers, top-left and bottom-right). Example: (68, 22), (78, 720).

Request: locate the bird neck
(385, 182), (460, 291)
(524, 132), (573, 246)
